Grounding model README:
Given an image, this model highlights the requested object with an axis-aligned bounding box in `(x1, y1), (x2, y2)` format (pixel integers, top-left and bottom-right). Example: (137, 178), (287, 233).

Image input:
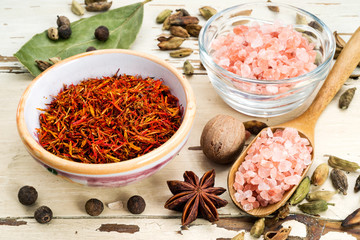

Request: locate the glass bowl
(199, 2), (335, 117)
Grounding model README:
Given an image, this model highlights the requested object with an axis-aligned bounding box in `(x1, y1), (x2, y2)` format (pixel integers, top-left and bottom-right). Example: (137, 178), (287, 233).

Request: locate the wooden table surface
(1, 0), (360, 239)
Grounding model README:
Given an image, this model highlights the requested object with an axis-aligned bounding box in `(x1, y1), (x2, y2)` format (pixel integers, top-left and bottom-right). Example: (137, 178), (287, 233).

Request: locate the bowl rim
(199, 1), (336, 84)
(16, 49), (196, 175)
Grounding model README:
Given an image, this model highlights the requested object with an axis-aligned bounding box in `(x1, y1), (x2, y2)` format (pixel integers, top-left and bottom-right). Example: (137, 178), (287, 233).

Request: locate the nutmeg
(200, 115), (246, 164)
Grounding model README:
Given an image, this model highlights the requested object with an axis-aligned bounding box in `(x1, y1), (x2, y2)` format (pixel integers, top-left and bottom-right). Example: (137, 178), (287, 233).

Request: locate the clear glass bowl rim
(198, 2), (336, 85)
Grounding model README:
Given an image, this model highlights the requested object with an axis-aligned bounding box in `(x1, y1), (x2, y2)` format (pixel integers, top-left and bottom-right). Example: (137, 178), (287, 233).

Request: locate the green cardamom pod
(186, 24), (202, 37)
(296, 13), (307, 25)
(339, 88), (356, 110)
(170, 26), (189, 38)
(85, 1), (112, 12)
(47, 27), (59, 41)
(157, 37), (185, 50)
(289, 176), (310, 205)
(330, 168), (348, 195)
(85, 0), (106, 5)
(169, 48), (193, 58)
(355, 175), (360, 193)
(156, 9), (172, 23)
(71, 0), (85, 16)
(199, 6), (217, 20)
(183, 60), (194, 75)
(176, 8), (190, 16)
(267, 0), (279, 12)
(231, 232), (244, 240)
(250, 218), (265, 238)
(327, 155), (360, 172)
(306, 190), (337, 202)
(311, 163), (329, 186)
(162, 16), (171, 30)
(298, 200), (334, 215)
(49, 57), (61, 64)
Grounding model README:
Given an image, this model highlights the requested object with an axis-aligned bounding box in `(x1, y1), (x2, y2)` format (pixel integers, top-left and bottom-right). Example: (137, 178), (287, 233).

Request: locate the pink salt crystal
(232, 127), (312, 210)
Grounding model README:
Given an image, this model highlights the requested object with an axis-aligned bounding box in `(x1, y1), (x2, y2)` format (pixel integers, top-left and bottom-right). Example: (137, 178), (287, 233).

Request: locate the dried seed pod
(71, 0), (85, 16)
(85, 1), (112, 12)
(267, 0), (279, 13)
(232, 232), (245, 240)
(334, 31), (346, 48)
(183, 60), (194, 75)
(94, 26), (109, 41)
(342, 208), (360, 227)
(250, 218), (265, 238)
(57, 15), (70, 27)
(311, 163), (329, 186)
(243, 120), (268, 135)
(176, 8), (190, 16)
(169, 26), (189, 38)
(296, 13), (307, 25)
(339, 87), (356, 110)
(355, 175), (360, 192)
(186, 24), (202, 37)
(156, 9), (172, 23)
(298, 200), (333, 215)
(162, 16), (171, 30)
(47, 27), (59, 41)
(330, 168), (348, 195)
(169, 48), (193, 58)
(306, 190), (337, 202)
(58, 25), (72, 39)
(289, 177), (310, 205)
(199, 6), (217, 20)
(264, 226), (292, 240)
(85, 0), (106, 5)
(49, 57), (61, 64)
(35, 60), (52, 71)
(327, 155), (360, 172)
(157, 37), (185, 50)
(169, 16), (199, 26)
(308, 20), (323, 32)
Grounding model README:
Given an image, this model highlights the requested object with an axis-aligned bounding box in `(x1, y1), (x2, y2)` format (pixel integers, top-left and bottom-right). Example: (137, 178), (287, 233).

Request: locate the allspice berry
(200, 115), (246, 164)
(34, 206), (53, 224)
(86, 46), (97, 52)
(94, 26), (109, 41)
(127, 195), (146, 214)
(58, 25), (72, 39)
(85, 198), (104, 216)
(57, 15), (70, 27)
(18, 185), (38, 206)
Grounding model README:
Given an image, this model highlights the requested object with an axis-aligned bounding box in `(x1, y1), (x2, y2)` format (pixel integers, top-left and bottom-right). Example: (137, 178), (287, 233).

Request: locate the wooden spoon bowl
(228, 27), (360, 217)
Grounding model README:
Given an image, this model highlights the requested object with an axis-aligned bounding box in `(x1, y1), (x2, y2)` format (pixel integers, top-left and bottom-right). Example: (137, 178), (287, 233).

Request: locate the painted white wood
(1, 0), (360, 239)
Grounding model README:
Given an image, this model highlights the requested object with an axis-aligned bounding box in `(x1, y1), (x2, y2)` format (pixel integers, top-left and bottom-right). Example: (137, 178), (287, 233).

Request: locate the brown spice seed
(127, 195), (146, 214)
(169, 26), (189, 38)
(186, 24), (202, 37)
(85, 1), (112, 12)
(85, 198), (104, 216)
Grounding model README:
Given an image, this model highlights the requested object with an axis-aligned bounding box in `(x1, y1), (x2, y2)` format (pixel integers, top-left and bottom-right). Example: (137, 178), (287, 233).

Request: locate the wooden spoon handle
(298, 26), (360, 125)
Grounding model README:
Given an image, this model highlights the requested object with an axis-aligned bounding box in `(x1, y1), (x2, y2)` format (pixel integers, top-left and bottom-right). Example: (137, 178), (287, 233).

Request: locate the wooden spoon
(228, 27), (360, 217)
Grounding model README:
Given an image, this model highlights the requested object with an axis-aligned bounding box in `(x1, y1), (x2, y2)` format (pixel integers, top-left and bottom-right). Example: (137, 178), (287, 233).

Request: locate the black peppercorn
(34, 206), (53, 224)
(94, 26), (109, 41)
(18, 185), (38, 206)
(85, 198), (104, 216)
(58, 25), (72, 39)
(86, 46), (97, 52)
(57, 15), (70, 27)
(127, 195), (146, 214)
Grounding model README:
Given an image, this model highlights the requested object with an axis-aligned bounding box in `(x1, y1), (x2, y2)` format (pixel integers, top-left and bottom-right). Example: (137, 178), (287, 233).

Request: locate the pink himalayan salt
(233, 127), (312, 211)
(211, 23), (317, 95)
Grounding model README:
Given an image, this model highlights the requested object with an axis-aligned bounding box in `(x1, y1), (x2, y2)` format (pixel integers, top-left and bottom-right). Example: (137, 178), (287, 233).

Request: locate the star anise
(164, 169), (228, 226)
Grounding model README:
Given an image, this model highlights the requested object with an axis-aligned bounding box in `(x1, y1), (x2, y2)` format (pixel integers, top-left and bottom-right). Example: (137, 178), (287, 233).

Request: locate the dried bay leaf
(15, 2), (147, 76)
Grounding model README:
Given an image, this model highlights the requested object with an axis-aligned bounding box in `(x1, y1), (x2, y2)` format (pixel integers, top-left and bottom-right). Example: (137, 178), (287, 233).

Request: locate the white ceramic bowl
(16, 49), (196, 187)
